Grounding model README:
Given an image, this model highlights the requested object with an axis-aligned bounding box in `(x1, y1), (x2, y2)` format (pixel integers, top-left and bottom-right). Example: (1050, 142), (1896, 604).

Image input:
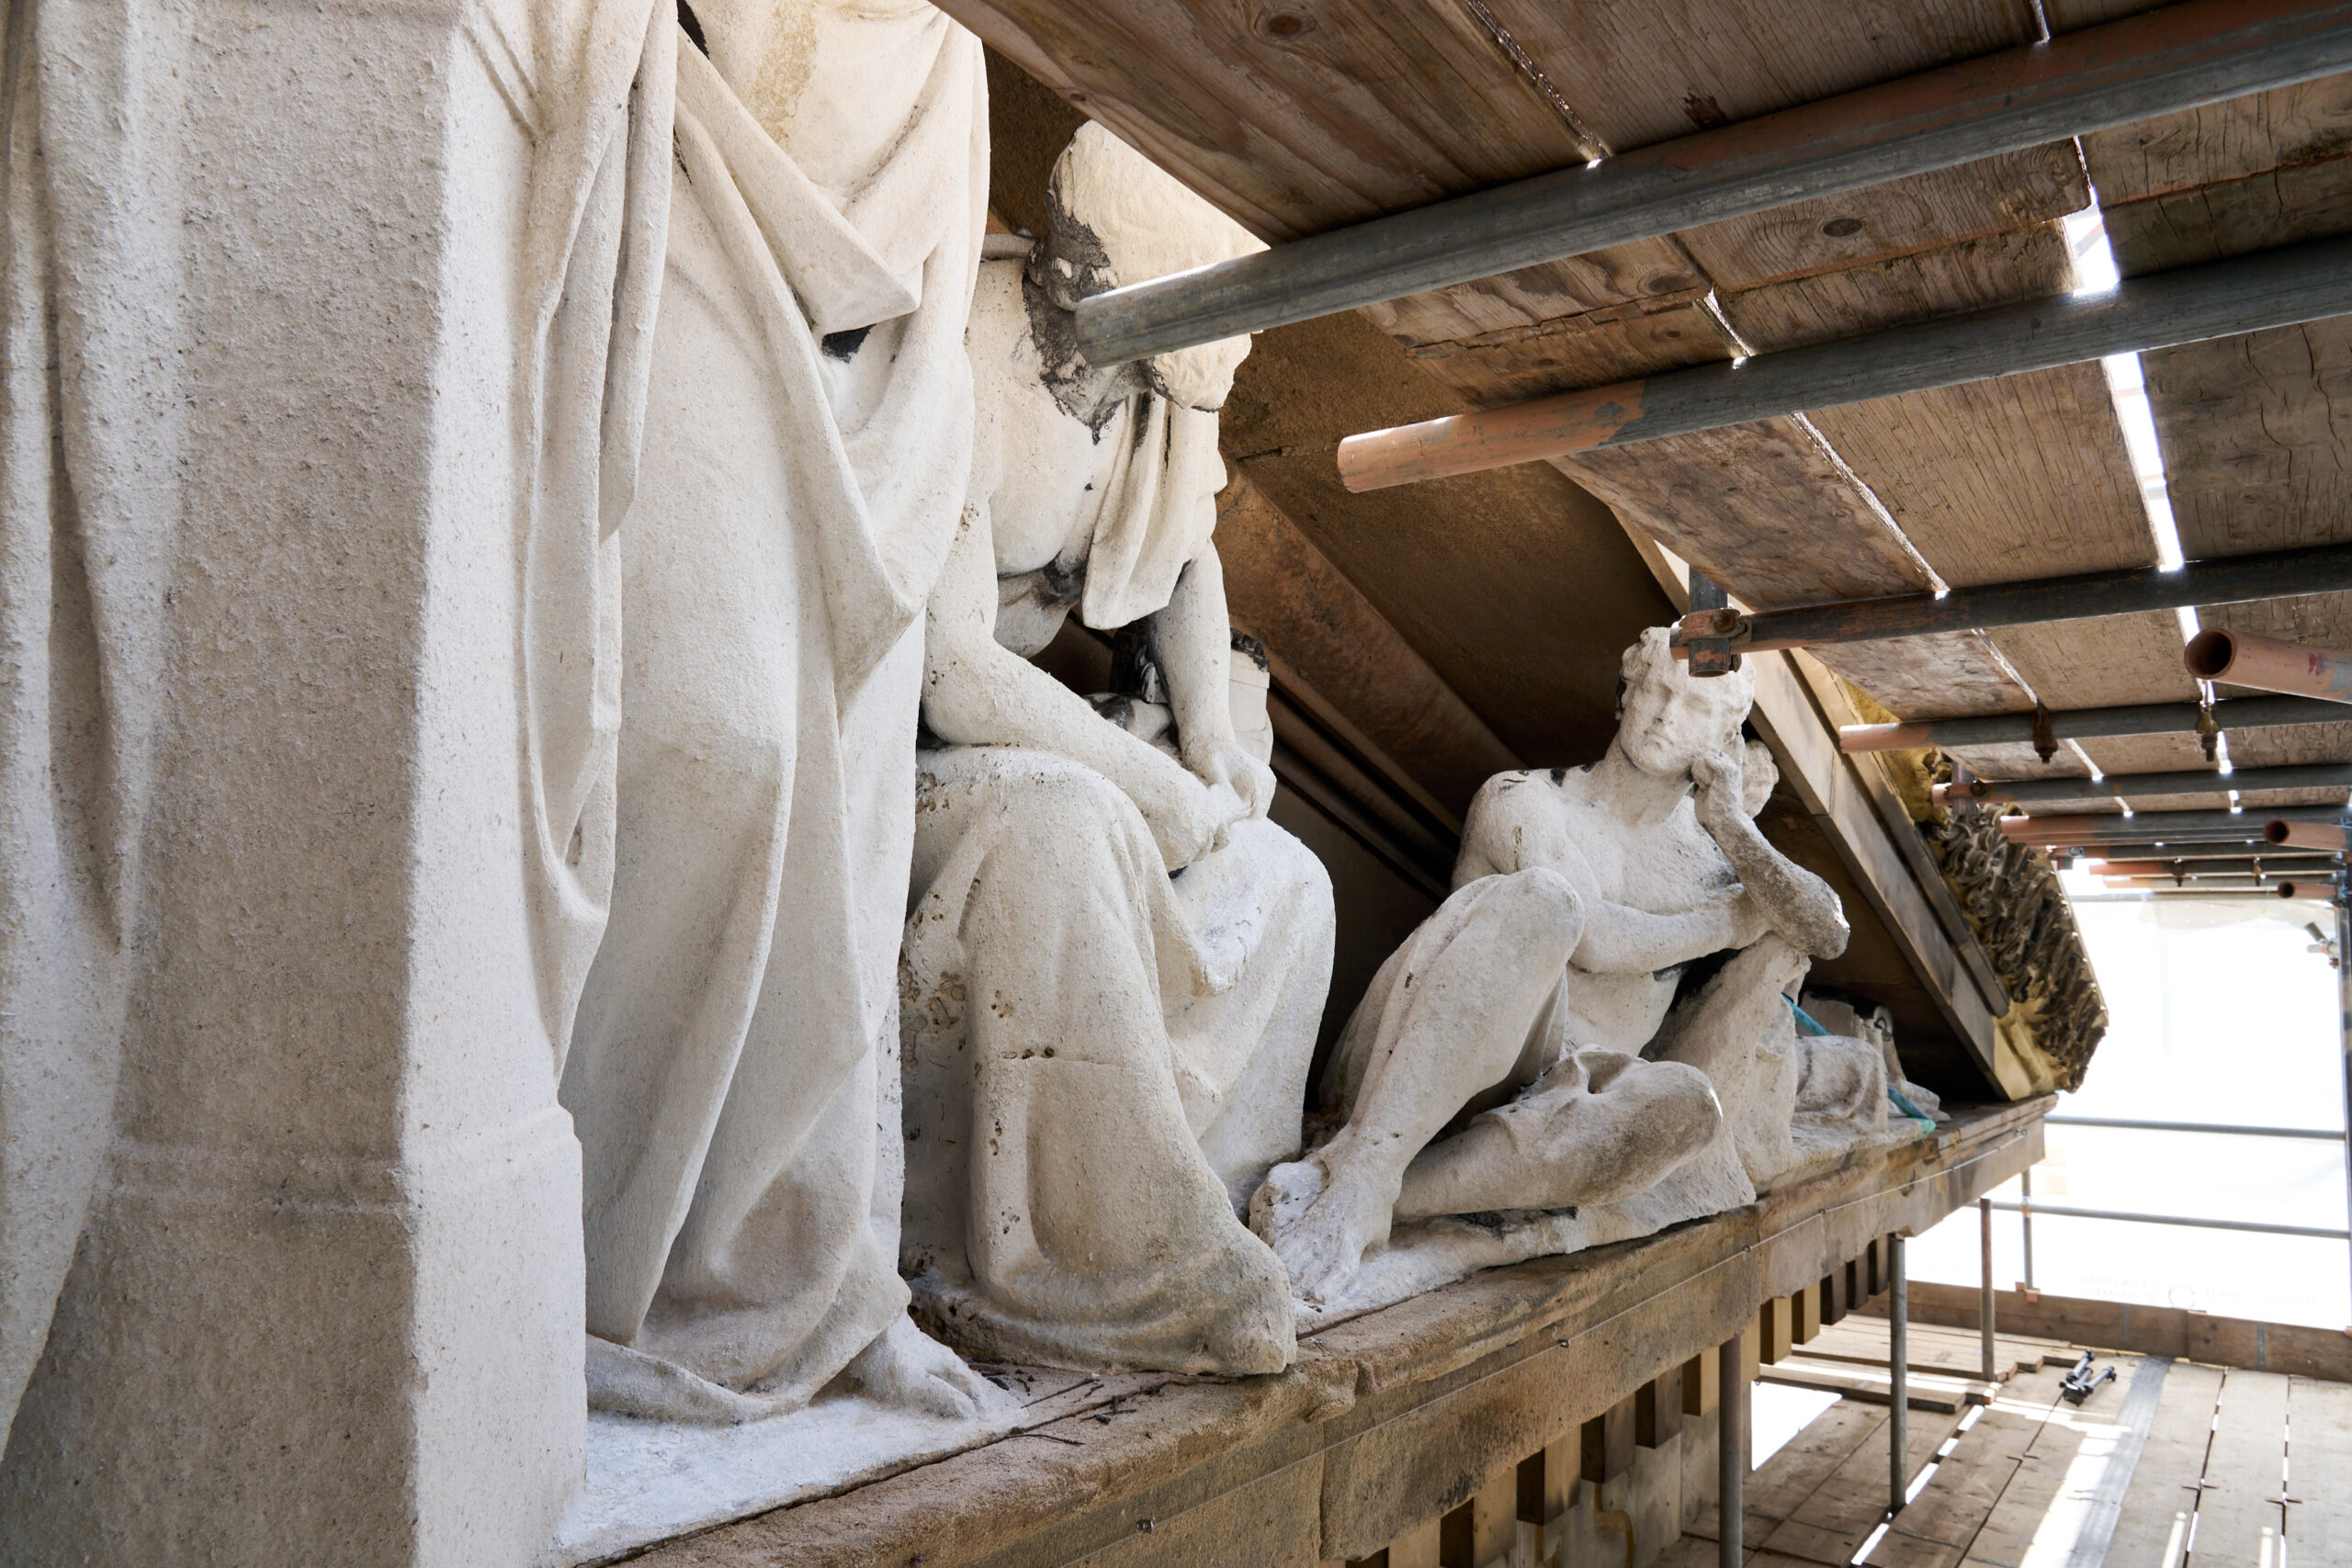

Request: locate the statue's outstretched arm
(921, 502), (1235, 870)
(1457, 776), (1762, 975)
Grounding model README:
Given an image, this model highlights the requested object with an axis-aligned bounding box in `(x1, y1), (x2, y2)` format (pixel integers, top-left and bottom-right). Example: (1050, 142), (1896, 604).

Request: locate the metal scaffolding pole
(1839, 694), (2349, 753)
(1979, 1198), (1997, 1383)
(1889, 1234), (1908, 1517)
(1074, 0), (2352, 364)
(2339, 852), (2352, 1328)
(1670, 541), (2352, 659)
(2021, 1168), (2036, 1294)
(1719, 1336), (1744, 1568)
(1340, 234), (2352, 491)
(1939, 760), (2352, 807)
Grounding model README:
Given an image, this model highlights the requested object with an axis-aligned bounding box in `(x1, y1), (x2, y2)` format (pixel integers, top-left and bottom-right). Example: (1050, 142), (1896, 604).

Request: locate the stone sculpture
(558, 0), (994, 1422)
(1253, 627), (1852, 1310)
(1922, 791), (2108, 1094)
(898, 125), (1334, 1375)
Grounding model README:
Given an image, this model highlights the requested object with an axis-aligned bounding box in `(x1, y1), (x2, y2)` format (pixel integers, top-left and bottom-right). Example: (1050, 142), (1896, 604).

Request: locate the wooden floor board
(2188, 1369), (2290, 1567)
(2100, 1361), (2222, 1568)
(1687, 1401), (1888, 1545)
(2287, 1375), (2352, 1567)
(1760, 1406), (1958, 1565)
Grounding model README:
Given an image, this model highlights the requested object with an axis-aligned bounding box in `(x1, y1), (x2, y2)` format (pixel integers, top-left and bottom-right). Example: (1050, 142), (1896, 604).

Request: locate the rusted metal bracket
(1684, 569), (1743, 678)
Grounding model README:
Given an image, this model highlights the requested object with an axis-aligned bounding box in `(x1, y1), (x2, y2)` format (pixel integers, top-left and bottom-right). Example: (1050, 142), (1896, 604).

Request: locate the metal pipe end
(2183, 627), (2236, 681)
(2266, 818), (2293, 845)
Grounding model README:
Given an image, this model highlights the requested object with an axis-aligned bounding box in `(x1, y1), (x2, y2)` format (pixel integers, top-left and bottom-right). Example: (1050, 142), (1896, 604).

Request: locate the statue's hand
(1716, 885), (1770, 950)
(1193, 741), (1277, 821)
(1130, 756), (1232, 870)
(1690, 749), (1747, 835)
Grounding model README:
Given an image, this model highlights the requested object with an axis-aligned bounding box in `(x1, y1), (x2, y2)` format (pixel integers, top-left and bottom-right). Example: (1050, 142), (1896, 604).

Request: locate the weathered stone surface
(1254, 629), (1866, 1323)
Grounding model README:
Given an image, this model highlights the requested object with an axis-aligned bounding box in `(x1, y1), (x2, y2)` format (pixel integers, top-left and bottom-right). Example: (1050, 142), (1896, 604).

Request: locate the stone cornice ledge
(616, 1098), (2050, 1567)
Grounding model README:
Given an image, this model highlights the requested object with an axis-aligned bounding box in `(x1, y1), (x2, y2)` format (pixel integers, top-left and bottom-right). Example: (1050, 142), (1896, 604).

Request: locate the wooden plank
(1718, 220), (2076, 352)
(1361, 244), (1702, 352)
(1464, 1469), (1517, 1567)
(1405, 299), (1735, 408)
(940, 0), (1592, 241)
(1484, 0), (2042, 157)
(1878, 1374), (2065, 1563)
(1951, 1365), (2120, 1568)
(1804, 365), (2153, 590)
(2139, 320), (2352, 558)
(2288, 1375), (2352, 1565)
(2082, 71), (2352, 203)
(1564, 421), (1936, 611)
(2099, 1361), (2222, 1568)
(1988, 611), (2201, 713)
(1678, 148), (2086, 293)
(1685, 1400), (1889, 1543)
(1215, 472), (1521, 818)
(1808, 635), (2038, 721)
(2193, 1369), (2291, 1564)
(1760, 1361), (1973, 1413)
(2102, 155), (2352, 273)
(1759, 1401), (1960, 1563)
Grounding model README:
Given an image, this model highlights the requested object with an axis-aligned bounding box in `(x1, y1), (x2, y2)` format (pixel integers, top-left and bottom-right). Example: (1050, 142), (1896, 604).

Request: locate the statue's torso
(967, 257), (1144, 657)
(1465, 766), (1743, 1055)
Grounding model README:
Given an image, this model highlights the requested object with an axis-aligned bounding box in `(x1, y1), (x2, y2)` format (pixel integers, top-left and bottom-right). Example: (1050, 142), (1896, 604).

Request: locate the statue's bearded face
(1615, 627), (1753, 778)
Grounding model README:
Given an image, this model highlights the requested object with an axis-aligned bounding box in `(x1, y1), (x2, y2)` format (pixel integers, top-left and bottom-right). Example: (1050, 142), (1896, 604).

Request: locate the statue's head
(1040, 124), (1263, 411)
(1614, 626), (1757, 780)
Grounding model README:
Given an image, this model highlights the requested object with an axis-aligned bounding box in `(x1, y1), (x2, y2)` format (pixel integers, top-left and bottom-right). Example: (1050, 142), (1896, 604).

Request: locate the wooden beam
(1338, 234), (2352, 490)
(1839, 694), (2343, 753)
(1634, 1367), (1683, 1449)
(1075, 0), (2352, 363)
(1579, 1395), (1637, 1484)
(1944, 761), (2352, 807)
(1670, 540), (2352, 657)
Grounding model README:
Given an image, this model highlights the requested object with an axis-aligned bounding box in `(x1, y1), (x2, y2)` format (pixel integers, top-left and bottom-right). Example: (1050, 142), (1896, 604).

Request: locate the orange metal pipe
(2184, 628), (2352, 703)
(2267, 818), (2352, 852)
(2278, 880), (2341, 899)
(1838, 721), (1939, 751)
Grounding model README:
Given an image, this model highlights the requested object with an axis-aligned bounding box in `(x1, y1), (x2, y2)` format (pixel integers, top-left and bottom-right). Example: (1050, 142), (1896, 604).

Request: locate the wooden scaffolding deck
(1670, 1314), (2352, 1568)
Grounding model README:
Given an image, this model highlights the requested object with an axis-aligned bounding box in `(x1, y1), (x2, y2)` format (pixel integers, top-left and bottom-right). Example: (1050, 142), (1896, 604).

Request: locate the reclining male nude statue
(896, 124), (1335, 1373)
(1253, 627), (1850, 1307)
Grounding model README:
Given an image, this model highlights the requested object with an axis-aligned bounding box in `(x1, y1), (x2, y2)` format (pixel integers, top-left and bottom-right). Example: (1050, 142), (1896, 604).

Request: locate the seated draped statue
(1252, 628), (1852, 1308)
(896, 124), (1335, 1376)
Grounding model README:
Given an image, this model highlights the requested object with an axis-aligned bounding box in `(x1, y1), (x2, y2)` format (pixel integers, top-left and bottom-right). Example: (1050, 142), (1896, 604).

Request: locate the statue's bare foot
(844, 1316), (996, 1421)
(1253, 1154), (1393, 1306)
